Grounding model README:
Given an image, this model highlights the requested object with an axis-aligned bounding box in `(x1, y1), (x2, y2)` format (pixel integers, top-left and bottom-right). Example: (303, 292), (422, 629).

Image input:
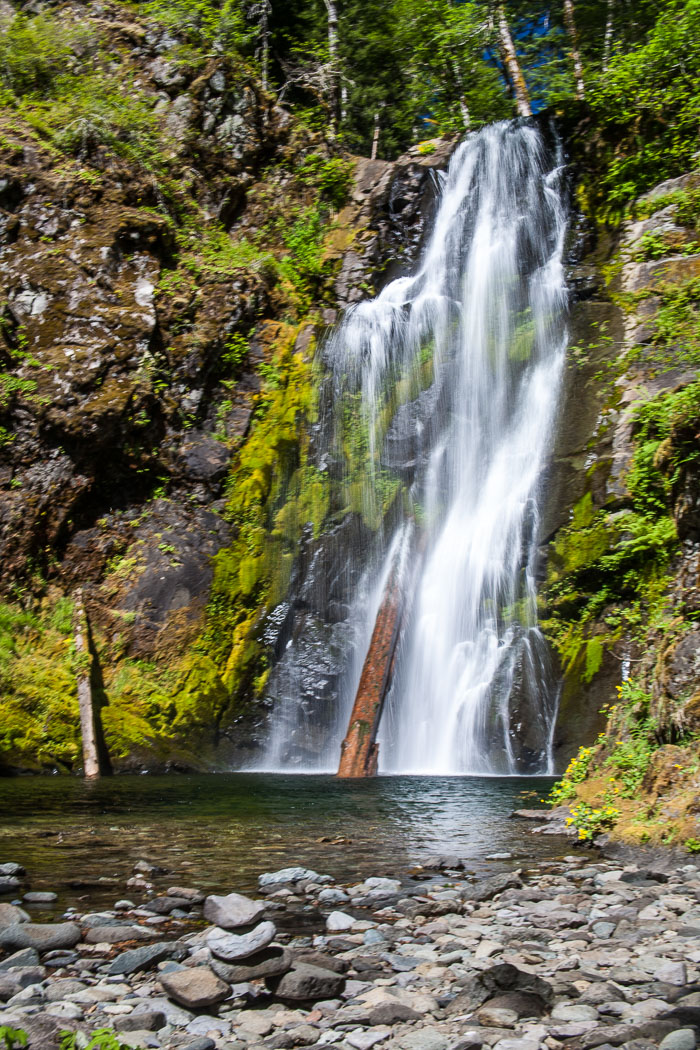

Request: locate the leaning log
(337, 550), (404, 778)
(74, 589), (101, 779)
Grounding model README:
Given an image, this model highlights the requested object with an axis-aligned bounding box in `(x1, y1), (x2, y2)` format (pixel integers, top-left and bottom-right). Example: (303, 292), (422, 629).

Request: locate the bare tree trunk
(496, 4), (531, 117)
(74, 589), (100, 780)
(370, 111), (380, 160)
(261, 0), (270, 92)
(603, 0), (615, 70)
(323, 0), (340, 130)
(563, 0), (585, 99)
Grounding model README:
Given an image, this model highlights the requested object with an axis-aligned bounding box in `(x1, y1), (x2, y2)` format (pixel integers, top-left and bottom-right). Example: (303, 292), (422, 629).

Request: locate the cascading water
(259, 119), (568, 775)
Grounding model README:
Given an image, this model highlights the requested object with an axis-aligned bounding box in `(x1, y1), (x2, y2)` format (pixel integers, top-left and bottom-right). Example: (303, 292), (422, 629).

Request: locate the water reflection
(0, 774), (567, 908)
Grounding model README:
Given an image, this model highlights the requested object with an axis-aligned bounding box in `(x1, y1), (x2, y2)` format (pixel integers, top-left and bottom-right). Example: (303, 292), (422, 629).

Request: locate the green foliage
(0, 1026), (27, 1050)
(296, 154), (355, 209)
(548, 743), (599, 804)
(586, 0), (700, 206)
(59, 1027), (135, 1050)
(566, 801), (621, 842)
(139, 0), (248, 50)
(0, 13), (95, 98)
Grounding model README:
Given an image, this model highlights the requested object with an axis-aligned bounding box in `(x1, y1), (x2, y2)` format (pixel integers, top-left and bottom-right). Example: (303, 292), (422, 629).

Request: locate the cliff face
(0, 0), (453, 772)
(542, 167), (700, 848)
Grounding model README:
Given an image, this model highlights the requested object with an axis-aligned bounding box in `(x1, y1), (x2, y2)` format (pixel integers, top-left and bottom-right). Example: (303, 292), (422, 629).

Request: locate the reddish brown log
(337, 561), (402, 778)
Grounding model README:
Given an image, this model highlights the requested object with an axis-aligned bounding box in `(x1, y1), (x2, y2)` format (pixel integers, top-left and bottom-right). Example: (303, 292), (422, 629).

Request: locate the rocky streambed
(0, 852), (699, 1050)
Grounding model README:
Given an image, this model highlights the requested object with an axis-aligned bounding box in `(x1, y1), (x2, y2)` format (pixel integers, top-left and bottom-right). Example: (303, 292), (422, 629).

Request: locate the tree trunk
(496, 5), (531, 117)
(337, 548), (405, 777)
(370, 111), (380, 160)
(323, 0), (340, 130)
(603, 0), (615, 70)
(563, 0), (585, 99)
(74, 589), (100, 780)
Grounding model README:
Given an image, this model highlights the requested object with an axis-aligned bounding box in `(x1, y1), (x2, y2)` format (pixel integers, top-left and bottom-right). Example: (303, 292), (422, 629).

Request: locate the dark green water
(0, 774), (569, 910)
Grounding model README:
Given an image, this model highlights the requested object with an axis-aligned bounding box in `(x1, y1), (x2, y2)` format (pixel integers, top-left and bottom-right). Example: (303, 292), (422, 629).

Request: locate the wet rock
(109, 940), (186, 976)
(259, 868), (331, 888)
(0, 864), (25, 877)
(0, 877), (21, 894)
(23, 892), (57, 904)
(203, 892), (266, 929)
(270, 962), (346, 1001)
(159, 966), (230, 1009)
(0, 921), (81, 953)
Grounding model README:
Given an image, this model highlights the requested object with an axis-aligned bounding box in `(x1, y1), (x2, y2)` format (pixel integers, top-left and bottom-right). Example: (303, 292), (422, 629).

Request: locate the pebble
(0, 854), (698, 1050)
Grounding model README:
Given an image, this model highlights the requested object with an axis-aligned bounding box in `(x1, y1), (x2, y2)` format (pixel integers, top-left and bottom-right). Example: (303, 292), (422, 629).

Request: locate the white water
(260, 120), (568, 775)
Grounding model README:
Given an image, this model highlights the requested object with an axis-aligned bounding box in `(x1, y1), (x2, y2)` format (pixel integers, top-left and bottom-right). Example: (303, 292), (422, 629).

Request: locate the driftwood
(74, 589), (101, 779)
(337, 549), (405, 778)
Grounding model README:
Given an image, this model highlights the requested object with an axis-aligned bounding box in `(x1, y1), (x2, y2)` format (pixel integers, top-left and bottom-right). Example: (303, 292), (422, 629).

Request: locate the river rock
(0, 974), (22, 1001)
(144, 895), (192, 915)
(0, 864), (25, 877)
(0, 947), (40, 971)
(207, 921), (276, 961)
(167, 886), (205, 903)
(159, 966), (230, 1009)
(369, 1001), (422, 1025)
(0, 876), (21, 894)
(203, 892), (266, 929)
(0, 903), (30, 929)
(109, 940), (186, 976)
(447, 963), (554, 1015)
(327, 910), (356, 931)
(119, 1009), (168, 1032)
(259, 867), (331, 887)
(23, 891), (57, 904)
(294, 951), (350, 974)
(210, 945), (292, 982)
(270, 962), (346, 1000)
(0, 921), (81, 953)
(465, 871), (523, 902)
(84, 925), (155, 944)
(659, 1031), (697, 1050)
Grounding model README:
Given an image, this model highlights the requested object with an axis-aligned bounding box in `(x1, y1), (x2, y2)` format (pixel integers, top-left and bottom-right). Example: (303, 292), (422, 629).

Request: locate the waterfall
(259, 120), (568, 775)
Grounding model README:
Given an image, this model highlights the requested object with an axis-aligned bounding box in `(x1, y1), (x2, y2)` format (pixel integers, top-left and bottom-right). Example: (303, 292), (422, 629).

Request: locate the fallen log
(337, 547), (405, 778)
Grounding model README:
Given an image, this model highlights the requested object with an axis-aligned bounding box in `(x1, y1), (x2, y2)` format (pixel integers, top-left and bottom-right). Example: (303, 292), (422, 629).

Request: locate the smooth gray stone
(143, 895), (192, 915)
(259, 867), (331, 887)
(83, 925), (154, 944)
(0, 864), (25, 877)
(23, 892), (57, 904)
(0, 921), (81, 953)
(0, 948), (39, 971)
(207, 920), (276, 961)
(0, 904), (29, 930)
(0, 877), (21, 895)
(203, 892), (265, 929)
(108, 940), (186, 976)
(659, 1031), (697, 1050)
(210, 945), (292, 982)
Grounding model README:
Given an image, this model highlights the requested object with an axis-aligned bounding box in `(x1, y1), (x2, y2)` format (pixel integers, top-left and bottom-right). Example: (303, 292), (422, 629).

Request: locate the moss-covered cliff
(0, 0), (451, 771)
(542, 169), (700, 849)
